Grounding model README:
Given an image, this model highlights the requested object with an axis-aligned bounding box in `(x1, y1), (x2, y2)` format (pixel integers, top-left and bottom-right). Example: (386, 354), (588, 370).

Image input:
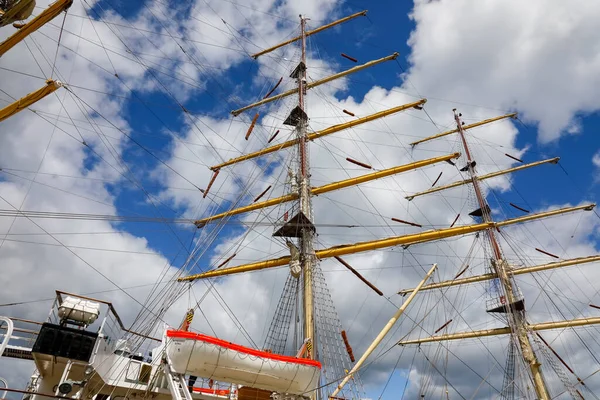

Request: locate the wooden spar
(267, 130), (279, 143)
(343, 109), (355, 116)
(311, 153), (458, 195)
(0, 0), (72, 57)
(391, 218), (422, 228)
(398, 254), (600, 295)
(510, 203), (530, 213)
(341, 330), (355, 362)
(195, 192), (297, 228)
(0, 80), (61, 122)
(335, 256), (383, 296)
(179, 204), (595, 282)
(409, 113), (517, 146)
(505, 153), (524, 163)
(245, 113), (259, 140)
(434, 319), (453, 333)
(329, 264), (437, 398)
(454, 264), (469, 279)
(203, 169), (220, 198)
(341, 53), (358, 63)
(216, 253), (236, 269)
(251, 10), (367, 59)
(590, 304), (600, 310)
(194, 153), (459, 227)
(406, 157), (560, 201)
(263, 77), (282, 99)
(253, 185), (271, 202)
(398, 316), (600, 345)
(536, 248), (559, 259)
(431, 171), (443, 187)
(231, 53), (399, 116)
(450, 214), (460, 228)
(346, 157), (372, 169)
(212, 100), (426, 170)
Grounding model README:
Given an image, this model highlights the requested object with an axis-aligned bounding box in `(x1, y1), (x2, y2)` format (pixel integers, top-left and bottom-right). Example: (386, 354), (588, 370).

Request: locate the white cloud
(407, 0), (600, 143)
(593, 150), (600, 168)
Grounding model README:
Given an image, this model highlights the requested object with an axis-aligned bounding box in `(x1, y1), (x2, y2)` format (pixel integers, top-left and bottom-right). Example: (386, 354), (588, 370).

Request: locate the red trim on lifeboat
(192, 388), (231, 396)
(167, 330), (322, 369)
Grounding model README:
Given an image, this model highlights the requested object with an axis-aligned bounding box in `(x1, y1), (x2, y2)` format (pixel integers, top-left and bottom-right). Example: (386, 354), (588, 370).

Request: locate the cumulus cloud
(407, 0), (600, 143)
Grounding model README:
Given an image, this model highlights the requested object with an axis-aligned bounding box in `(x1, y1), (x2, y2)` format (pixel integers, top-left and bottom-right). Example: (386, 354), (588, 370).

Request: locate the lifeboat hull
(166, 330), (321, 395)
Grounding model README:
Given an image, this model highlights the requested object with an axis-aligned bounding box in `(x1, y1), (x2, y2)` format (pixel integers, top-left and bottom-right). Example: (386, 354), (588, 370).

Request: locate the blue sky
(105, 0), (600, 263)
(1, 0), (600, 398)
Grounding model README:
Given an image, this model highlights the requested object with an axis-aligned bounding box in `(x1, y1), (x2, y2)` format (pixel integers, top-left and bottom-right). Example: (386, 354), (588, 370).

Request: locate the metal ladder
(163, 359), (193, 400)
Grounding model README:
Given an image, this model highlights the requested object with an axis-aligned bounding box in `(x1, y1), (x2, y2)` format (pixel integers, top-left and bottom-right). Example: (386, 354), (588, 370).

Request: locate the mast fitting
(341, 53), (358, 63)
(245, 113), (259, 140)
(340, 330), (355, 362)
(263, 77), (283, 99)
(203, 169), (220, 198)
(346, 157), (372, 169)
(267, 130), (280, 143)
(391, 218), (422, 228)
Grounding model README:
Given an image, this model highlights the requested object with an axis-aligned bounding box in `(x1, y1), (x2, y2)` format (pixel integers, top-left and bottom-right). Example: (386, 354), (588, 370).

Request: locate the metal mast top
(454, 110), (551, 400)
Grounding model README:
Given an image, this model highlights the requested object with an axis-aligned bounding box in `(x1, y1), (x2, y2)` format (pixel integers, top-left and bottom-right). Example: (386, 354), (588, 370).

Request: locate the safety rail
(0, 316), (38, 360)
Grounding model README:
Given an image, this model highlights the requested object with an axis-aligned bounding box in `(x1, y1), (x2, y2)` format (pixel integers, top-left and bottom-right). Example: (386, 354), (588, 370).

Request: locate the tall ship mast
(1, 2), (600, 400)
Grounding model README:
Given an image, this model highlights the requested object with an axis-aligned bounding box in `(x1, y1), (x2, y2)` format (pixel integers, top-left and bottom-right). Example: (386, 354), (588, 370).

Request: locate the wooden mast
(297, 14), (315, 360)
(453, 109), (551, 400)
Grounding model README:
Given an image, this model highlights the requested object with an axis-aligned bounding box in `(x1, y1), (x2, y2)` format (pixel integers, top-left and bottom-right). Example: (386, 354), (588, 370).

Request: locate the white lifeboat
(166, 330), (321, 396)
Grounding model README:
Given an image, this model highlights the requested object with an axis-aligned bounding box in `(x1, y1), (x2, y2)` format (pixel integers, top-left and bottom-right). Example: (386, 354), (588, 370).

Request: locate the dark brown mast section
(454, 109), (551, 400)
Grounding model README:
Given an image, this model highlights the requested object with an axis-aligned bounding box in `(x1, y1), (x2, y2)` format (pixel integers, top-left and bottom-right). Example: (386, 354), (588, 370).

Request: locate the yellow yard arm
(0, 0), (72, 57)
(410, 113), (517, 146)
(232, 53), (399, 116)
(179, 204), (595, 281)
(406, 157), (559, 201)
(251, 10), (367, 59)
(398, 317), (600, 345)
(195, 152), (459, 227)
(398, 255), (600, 295)
(0, 79), (61, 122)
(212, 99), (426, 170)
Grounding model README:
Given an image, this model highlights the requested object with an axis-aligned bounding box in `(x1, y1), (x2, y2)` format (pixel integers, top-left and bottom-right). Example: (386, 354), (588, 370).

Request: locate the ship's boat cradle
(166, 330), (322, 396)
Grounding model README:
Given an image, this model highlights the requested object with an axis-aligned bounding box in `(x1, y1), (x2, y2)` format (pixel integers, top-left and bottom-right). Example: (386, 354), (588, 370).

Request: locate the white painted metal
(166, 334), (321, 395)
(58, 296), (100, 325)
(0, 317), (14, 358)
(0, 376), (8, 399)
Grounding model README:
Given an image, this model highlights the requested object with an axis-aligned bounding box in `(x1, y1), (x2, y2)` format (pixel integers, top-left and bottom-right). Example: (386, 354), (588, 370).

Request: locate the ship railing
(272, 201), (303, 238)
(45, 291), (161, 358)
(485, 285), (525, 314)
(0, 316), (39, 360)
